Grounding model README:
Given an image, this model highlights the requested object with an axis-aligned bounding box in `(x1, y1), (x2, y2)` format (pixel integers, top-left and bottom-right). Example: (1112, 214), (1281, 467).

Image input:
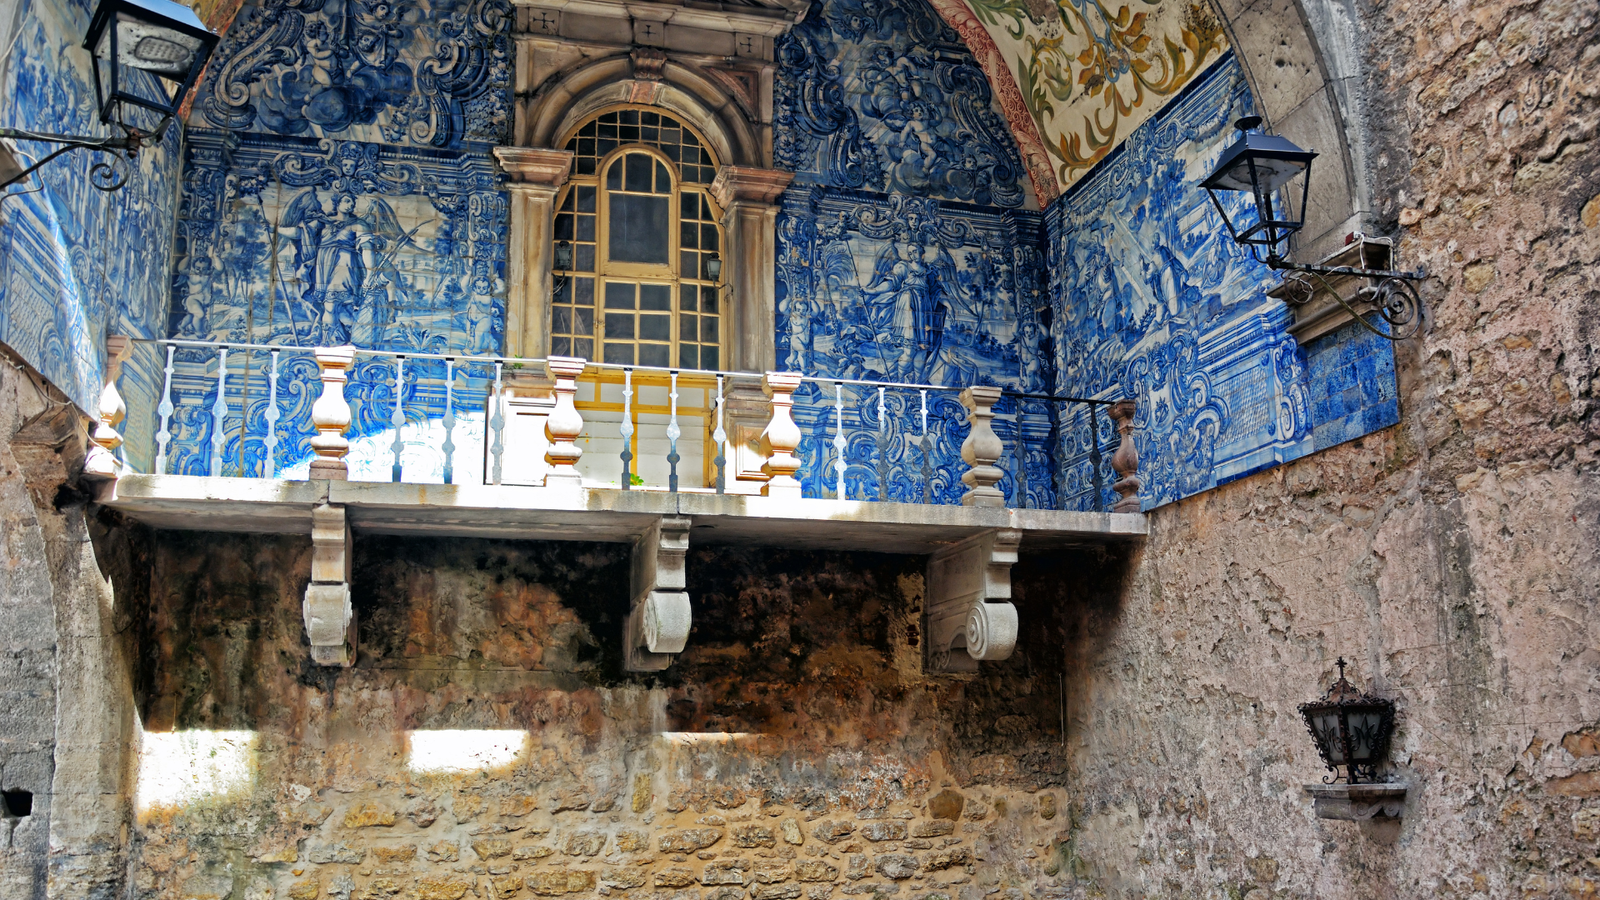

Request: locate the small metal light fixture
(1298, 657), (1396, 785)
(704, 252), (723, 284)
(1202, 116), (1427, 340)
(0, 0), (217, 195)
(552, 240), (573, 294)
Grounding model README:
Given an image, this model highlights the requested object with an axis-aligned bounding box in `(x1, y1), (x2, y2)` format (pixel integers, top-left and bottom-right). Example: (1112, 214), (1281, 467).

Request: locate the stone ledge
(97, 475), (1146, 553)
(1303, 783), (1407, 821)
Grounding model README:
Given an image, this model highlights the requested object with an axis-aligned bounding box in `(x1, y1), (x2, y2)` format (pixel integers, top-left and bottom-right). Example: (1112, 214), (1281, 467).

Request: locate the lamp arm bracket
(0, 128), (139, 195)
(1272, 260), (1427, 342)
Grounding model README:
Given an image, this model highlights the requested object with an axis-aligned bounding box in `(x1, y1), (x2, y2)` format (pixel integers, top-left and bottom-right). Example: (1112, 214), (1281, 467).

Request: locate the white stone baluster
(154, 343), (174, 475)
(620, 368), (634, 489)
(713, 374), (727, 494)
(832, 381), (846, 499)
(759, 372), (803, 499)
(919, 389), (932, 504)
(390, 356), (405, 483)
(308, 345), (356, 481)
(84, 335), (131, 480)
(958, 385), (1005, 508)
(489, 361), (505, 485)
(1109, 398), (1142, 513)
(543, 356), (586, 487)
(442, 358), (456, 485)
(875, 387), (887, 501)
(264, 348), (280, 478)
(666, 370), (681, 493)
(209, 347), (229, 477)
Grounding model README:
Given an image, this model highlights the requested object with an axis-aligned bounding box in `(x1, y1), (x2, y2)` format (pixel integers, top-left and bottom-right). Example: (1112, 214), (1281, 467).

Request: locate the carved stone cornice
(712, 165), (794, 208)
(494, 146), (575, 187)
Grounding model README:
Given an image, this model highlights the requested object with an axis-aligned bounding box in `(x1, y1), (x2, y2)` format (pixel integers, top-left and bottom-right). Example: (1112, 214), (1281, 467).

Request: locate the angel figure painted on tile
(277, 188), (420, 346)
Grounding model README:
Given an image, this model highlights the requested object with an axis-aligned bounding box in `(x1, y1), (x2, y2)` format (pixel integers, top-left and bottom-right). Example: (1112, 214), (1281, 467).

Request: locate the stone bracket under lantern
(1304, 783), (1407, 820)
(304, 501), (357, 667)
(924, 528), (1021, 673)
(1272, 237), (1398, 344)
(626, 515), (692, 671)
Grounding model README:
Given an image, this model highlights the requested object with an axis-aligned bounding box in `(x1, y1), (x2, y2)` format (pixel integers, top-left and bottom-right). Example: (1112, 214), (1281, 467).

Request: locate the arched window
(550, 108), (723, 370)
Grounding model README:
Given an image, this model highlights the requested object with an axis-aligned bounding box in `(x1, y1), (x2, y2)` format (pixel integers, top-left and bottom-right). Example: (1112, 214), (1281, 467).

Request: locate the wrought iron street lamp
(1298, 657), (1396, 785)
(1202, 116), (1426, 340)
(0, 0), (217, 194)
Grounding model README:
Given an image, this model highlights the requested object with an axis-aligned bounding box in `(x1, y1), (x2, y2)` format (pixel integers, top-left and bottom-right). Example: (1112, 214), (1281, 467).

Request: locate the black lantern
(1298, 658), (1396, 784)
(704, 252), (723, 283)
(1199, 116), (1427, 341)
(0, 0), (217, 194)
(551, 240), (573, 296)
(1201, 116), (1317, 265)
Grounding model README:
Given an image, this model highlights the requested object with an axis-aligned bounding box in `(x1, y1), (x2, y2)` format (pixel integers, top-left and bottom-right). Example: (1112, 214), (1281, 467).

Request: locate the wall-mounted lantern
(1202, 117), (1427, 341)
(0, 0), (217, 195)
(1298, 657), (1406, 820)
(553, 239), (573, 295)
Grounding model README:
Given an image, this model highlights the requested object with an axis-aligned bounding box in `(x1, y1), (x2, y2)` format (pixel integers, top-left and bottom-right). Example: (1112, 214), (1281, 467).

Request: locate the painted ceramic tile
(927, 0), (1227, 199)
(0, 0), (179, 467)
(159, 131), (507, 475)
(773, 0), (1034, 210)
(191, 0), (512, 151)
(1047, 53), (1397, 510)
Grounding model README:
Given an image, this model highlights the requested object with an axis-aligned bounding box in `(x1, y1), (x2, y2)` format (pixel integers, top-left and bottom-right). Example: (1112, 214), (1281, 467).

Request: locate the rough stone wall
(1051, 0), (1600, 896)
(131, 533), (1092, 900)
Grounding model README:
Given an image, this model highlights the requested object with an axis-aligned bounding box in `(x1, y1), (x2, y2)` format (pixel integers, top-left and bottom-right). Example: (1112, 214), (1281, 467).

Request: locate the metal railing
(83, 337), (1144, 511)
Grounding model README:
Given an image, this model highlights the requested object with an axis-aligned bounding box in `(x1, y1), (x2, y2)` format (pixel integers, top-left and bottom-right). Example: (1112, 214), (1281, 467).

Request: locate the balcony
(87, 337), (1147, 672)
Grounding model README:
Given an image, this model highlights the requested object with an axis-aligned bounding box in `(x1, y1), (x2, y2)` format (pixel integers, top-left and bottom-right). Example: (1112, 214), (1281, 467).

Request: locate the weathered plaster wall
(1049, 0), (1600, 894)
(131, 532), (1094, 900)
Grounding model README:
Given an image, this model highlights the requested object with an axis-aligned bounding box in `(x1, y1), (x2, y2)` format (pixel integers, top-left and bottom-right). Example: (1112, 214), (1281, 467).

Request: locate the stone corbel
(496, 146), (575, 359)
(924, 529), (1021, 673)
(1303, 783), (1407, 821)
(304, 502), (356, 666)
(625, 517), (693, 671)
(1272, 237), (1396, 344)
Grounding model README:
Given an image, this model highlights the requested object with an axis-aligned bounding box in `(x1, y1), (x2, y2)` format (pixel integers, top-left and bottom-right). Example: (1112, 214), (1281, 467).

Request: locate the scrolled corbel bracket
(304, 502), (356, 667)
(1303, 783), (1407, 821)
(625, 516), (693, 672)
(924, 528), (1022, 673)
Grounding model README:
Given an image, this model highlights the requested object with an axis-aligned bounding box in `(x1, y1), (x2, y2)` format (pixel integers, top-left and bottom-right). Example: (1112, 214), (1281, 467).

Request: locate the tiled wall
(0, 0), (182, 466)
(1045, 52), (1399, 510)
(161, 0), (512, 476)
(771, 0), (1059, 506)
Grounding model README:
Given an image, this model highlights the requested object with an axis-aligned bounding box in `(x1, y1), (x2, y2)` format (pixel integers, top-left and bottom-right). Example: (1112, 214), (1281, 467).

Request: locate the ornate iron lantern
(0, 0), (217, 194)
(1201, 117), (1427, 341)
(704, 252), (723, 283)
(1298, 658), (1396, 784)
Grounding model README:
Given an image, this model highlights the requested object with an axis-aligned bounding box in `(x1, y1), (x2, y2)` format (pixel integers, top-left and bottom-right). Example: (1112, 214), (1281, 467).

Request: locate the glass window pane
(606, 313), (635, 339)
(655, 160), (670, 191)
(597, 137), (617, 157)
(606, 159), (623, 190)
(680, 286), (697, 312)
(683, 145), (699, 164)
(679, 313), (696, 340)
(574, 338), (594, 359)
(701, 284), (718, 312)
(620, 109), (638, 125)
(604, 343), (634, 365)
(642, 111), (659, 126)
(625, 153), (652, 192)
(605, 282), (635, 309)
(681, 193), (697, 218)
(609, 194), (670, 264)
(701, 316), (719, 343)
(678, 344), (697, 369)
(577, 244), (595, 272)
(640, 284), (671, 310)
(559, 192), (575, 212)
(640, 314), (670, 341)
(555, 214), (573, 241)
(702, 224), (719, 252)
(682, 251), (697, 275)
(553, 278), (570, 304)
(639, 344), (670, 367)
(642, 126), (658, 143)
(680, 223), (698, 250)
(700, 346), (718, 370)
(577, 186), (595, 212)
(551, 336), (571, 356)
(552, 307), (571, 334)
(619, 124), (639, 142)
(574, 307), (594, 335)
(598, 122), (617, 138)
(575, 277), (594, 305)
(576, 215), (594, 241)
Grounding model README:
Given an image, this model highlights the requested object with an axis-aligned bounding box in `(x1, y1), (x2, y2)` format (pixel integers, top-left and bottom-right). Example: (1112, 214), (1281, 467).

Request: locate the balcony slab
(100, 475), (1147, 553)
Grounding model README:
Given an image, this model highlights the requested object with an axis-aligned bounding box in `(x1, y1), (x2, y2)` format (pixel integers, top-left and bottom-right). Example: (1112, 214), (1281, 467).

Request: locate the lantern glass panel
(1348, 710), (1385, 760)
(96, 13), (205, 78)
(1214, 155), (1307, 194)
(1312, 711), (1345, 763)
